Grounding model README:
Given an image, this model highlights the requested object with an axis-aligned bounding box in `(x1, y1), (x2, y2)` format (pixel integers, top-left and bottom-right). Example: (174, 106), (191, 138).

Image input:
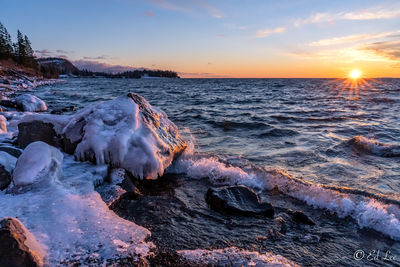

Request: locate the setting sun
(349, 69), (362, 80)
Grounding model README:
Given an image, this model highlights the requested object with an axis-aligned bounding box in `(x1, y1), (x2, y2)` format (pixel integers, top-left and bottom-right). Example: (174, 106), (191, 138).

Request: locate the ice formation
(178, 247), (300, 266)
(11, 141), (63, 188)
(62, 93), (186, 179)
(0, 154), (153, 265)
(15, 94), (47, 112)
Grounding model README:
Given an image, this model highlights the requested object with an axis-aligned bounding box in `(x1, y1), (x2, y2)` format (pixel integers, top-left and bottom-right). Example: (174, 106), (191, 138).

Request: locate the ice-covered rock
(0, 217), (46, 267)
(11, 141), (63, 189)
(0, 115), (6, 134)
(15, 94), (47, 112)
(63, 92), (186, 179)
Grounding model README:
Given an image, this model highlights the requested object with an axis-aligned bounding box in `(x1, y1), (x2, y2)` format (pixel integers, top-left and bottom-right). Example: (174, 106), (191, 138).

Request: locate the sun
(349, 69), (362, 80)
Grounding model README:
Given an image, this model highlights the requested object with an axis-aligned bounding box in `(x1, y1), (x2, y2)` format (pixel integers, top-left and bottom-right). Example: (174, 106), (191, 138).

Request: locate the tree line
(77, 69), (179, 79)
(0, 22), (37, 69)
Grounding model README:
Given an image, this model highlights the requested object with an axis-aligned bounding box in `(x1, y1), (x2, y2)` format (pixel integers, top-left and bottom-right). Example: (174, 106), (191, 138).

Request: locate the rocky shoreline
(0, 74), (303, 266)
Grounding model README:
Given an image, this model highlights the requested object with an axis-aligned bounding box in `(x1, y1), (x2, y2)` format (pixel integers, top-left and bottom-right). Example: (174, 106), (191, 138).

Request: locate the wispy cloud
(216, 33), (226, 38)
(145, 11), (155, 17)
(150, 0), (222, 18)
(72, 60), (136, 73)
(35, 49), (73, 58)
(255, 27), (286, 38)
(361, 40), (400, 61)
(309, 31), (400, 46)
(294, 7), (400, 27)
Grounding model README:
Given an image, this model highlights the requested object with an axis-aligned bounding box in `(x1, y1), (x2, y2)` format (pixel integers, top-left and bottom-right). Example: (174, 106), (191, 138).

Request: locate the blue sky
(1, 0), (399, 77)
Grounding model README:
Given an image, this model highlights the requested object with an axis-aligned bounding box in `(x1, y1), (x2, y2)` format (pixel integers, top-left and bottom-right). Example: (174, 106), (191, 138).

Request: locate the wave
(178, 247), (299, 266)
(168, 152), (400, 241)
(258, 127), (299, 137)
(349, 136), (400, 157)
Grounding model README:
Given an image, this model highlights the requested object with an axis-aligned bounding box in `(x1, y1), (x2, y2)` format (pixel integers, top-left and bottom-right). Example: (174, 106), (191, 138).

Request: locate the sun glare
(349, 69), (362, 80)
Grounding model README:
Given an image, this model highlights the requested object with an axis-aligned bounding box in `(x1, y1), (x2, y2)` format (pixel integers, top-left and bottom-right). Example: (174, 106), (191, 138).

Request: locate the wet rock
(15, 94), (47, 112)
(0, 217), (45, 267)
(205, 185), (274, 217)
(0, 152), (17, 190)
(18, 120), (62, 149)
(0, 99), (17, 109)
(0, 165), (11, 190)
(291, 210), (316, 226)
(0, 145), (23, 158)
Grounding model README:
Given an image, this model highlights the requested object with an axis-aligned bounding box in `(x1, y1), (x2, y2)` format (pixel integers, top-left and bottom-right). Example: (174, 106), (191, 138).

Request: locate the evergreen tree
(0, 22), (13, 59)
(24, 35), (34, 57)
(15, 30), (26, 64)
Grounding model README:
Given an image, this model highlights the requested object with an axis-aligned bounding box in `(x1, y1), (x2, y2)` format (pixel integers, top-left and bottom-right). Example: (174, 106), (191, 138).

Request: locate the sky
(1, 0), (399, 78)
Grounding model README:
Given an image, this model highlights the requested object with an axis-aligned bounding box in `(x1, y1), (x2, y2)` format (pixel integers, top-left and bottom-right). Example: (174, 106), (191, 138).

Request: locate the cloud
(150, 0), (222, 18)
(178, 71), (231, 78)
(361, 40), (400, 61)
(309, 31), (400, 46)
(35, 49), (73, 58)
(72, 60), (136, 73)
(255, 27), (286, 38)
(294, 7), (400, 27)
(145, 11), (154, 16)
(216, 33), (226, 37)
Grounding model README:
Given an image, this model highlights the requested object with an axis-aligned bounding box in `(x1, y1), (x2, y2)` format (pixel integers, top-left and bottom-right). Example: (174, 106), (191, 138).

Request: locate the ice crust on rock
(63, 92), (186, 179)
(11, 141), (63, 188)
(0, 154), (153, 265)
(15, 94), (47, 112)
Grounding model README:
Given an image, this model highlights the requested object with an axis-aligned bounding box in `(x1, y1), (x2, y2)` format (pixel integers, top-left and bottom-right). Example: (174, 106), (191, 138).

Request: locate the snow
(15, 94), (47, 112)
(178, 247), (300, 267)
(0, 154), (153, 265)
(10, 141), (63, 188)
(63, 93), (186, 179)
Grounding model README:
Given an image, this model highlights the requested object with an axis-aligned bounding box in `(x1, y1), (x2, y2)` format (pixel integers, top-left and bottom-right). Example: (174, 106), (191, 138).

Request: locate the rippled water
(34, 78), (400, 199)
(29, 78), (400, 266)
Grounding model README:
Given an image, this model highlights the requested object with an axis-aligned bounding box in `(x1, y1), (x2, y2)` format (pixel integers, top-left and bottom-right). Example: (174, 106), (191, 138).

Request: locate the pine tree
(0, 22), (13, 59)
(15, 30), (26, 64)
(24, 35), (33, 57)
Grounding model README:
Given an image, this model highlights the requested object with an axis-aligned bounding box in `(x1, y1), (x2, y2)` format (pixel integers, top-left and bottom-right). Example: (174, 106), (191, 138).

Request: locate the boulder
(15, 94), (47, 112)
(62, 92), (187, 179)
(15, 93), (187, 180)
(291, 210), (315, 226)
(0, 151), (17, 190)
(0, 217), (45, 267)
(18, 120), (62, 149)
(205, 185), (274, 217)
(11, 141), (63, 190)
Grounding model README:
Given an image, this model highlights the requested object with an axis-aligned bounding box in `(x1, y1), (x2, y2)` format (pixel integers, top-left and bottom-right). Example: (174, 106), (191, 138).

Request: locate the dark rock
(0, 100), (17, 109)
(205, 185), (274, 217)
(291, 210), (316, 226)
(17, 120), (62, 149)
(0, 217), (45, 267)
(0, 165), (11, 190)
(0, 145), (22, 158)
